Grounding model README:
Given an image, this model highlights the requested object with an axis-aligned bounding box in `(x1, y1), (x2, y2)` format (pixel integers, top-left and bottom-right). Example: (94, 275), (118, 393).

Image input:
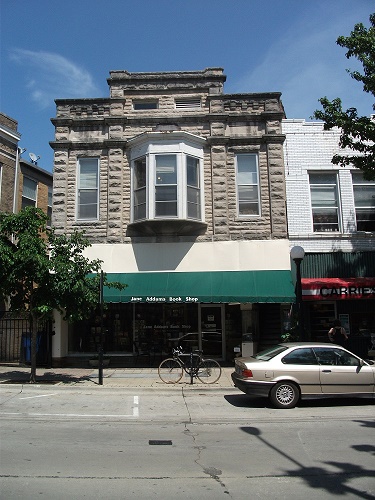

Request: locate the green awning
(103, 270), (294, 303)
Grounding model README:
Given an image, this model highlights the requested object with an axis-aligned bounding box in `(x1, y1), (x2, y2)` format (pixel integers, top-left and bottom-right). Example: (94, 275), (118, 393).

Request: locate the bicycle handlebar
(172, 346), (203, 356)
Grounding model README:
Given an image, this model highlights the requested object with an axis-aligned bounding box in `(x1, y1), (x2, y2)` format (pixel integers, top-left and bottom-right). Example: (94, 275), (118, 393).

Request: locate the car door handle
(322, 369), (332, 373)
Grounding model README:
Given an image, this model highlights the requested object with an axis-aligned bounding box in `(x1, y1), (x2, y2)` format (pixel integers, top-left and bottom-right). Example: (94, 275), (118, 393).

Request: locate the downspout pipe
(12, 147), (26, 214)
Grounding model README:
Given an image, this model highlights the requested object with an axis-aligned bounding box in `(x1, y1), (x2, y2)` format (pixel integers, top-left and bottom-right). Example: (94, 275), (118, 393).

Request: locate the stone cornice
(50, 132), (285, 151)
(49, 141), (113, 151)
(209, 92), (282, 100)
(51, 111), (284, 128)
(54, 97), (112, 105)
(207, 134), (286, 145)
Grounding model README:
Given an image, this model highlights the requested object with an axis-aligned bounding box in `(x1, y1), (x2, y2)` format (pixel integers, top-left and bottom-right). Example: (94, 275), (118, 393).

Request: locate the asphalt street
(0, 383), (374, 499)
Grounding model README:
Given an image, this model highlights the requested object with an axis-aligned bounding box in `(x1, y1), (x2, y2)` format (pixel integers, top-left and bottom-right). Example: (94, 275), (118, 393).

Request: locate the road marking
(19, 394), (58, 400)
(0, 395), (140, 419)
(30, 413), (136, 417)
(133, 395), (139, 417)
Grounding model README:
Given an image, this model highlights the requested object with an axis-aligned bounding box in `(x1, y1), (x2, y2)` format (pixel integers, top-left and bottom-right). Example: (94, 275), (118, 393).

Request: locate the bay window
(129, 132), (205, 234)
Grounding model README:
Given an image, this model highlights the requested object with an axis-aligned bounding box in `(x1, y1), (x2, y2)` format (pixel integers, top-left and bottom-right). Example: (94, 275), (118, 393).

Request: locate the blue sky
(1, 0), (374, 172)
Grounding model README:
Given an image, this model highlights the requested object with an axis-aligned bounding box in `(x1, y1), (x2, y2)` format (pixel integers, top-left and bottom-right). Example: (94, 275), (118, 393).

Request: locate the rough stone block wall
(51, 72), (288, 245)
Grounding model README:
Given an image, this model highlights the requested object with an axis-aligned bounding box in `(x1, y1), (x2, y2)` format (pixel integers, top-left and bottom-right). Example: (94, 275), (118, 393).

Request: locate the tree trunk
(30, 312), (38, 383)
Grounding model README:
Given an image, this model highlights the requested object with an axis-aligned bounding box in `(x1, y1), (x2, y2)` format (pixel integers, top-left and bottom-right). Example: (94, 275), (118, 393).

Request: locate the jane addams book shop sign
(302, 278), (375, 301)
(131, 296), (199, 303)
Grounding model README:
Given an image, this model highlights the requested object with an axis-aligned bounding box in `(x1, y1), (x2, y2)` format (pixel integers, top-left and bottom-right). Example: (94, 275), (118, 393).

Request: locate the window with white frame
(187, 155), (201, 219)
(22, 177), (37, 209)
(131, 138), (204, 223)
(155, 154), (178, 217)
(133, 157), (147, 220)
(309, 173), (340, 232)
(236, 154), (260, 216)
(77, 158), (99, 220)
(352, 171), (375, 231)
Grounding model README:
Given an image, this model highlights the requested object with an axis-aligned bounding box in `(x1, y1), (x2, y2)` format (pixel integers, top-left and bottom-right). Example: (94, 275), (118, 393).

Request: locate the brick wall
(283, 119), (375, 252)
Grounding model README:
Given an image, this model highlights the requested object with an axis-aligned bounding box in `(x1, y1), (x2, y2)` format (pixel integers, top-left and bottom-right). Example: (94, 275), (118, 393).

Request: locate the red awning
(302, 277), (375, 301)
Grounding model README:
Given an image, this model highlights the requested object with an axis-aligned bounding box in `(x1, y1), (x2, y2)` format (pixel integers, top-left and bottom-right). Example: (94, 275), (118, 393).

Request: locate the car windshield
(253, 345), (288, 361)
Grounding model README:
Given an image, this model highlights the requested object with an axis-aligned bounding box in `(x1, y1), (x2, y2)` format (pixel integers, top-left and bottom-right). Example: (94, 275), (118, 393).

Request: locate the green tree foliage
(314, 13), (375, 180)
(0, 207), (125, 382)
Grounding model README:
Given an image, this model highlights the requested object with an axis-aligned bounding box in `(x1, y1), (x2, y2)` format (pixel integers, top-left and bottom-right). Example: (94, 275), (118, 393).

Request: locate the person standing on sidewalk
(328, 319), (348, 347)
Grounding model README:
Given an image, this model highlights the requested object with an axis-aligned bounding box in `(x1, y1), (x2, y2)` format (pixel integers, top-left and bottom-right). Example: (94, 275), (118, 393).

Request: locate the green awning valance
(103, 270), (294, 304)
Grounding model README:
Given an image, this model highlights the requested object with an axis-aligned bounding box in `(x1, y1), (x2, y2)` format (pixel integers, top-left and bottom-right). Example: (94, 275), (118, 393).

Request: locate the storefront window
(69, 303), (199, 355)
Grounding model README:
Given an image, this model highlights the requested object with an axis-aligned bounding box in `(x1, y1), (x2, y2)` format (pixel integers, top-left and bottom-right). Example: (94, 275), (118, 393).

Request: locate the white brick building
(283, 119), (375, 353)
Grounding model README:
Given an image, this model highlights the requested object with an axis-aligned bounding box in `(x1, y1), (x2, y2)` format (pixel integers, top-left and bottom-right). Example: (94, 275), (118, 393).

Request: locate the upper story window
(133, 157), (146, 221)
(22, 177), (37, 209)
(132, 152), (202, 222)
(236, 154), (260, 216)
(77, 158), (99, 220)
(133, 100), (158, 110)
(352, 172), (375, 231)
(175, 98), (201, 109)
(129, 132), (206, 235)
(155, 154), (178, 217)
(309, 173), (340, 232)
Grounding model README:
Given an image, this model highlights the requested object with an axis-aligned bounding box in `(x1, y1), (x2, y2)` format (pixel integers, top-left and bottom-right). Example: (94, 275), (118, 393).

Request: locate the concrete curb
(0, 366), (235, 391)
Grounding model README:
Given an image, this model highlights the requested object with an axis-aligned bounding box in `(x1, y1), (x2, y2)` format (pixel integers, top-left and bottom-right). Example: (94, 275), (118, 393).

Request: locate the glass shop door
(199, 304), (225, 359)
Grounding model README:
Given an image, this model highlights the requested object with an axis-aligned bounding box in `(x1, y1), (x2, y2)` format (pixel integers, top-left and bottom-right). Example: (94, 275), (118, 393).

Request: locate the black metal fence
(0, 312), (52, 366)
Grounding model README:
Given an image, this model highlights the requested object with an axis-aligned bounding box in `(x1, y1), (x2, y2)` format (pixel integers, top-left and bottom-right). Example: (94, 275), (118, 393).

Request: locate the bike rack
(169, 332), (199, 385)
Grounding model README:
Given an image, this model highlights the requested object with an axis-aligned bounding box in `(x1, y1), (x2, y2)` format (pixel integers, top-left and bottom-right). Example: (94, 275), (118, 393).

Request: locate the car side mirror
(356, 358), (365, 373)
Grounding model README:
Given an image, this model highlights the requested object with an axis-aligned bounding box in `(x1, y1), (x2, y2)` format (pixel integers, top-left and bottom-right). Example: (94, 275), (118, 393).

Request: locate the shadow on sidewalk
(0, 369), (94, 385)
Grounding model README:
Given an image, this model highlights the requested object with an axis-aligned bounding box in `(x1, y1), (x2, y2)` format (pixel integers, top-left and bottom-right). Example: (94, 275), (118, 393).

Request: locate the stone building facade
(50, 68), (295, 367)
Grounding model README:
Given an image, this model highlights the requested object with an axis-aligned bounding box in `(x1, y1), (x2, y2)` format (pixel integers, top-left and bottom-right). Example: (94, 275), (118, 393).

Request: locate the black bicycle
(158, 346), (221, 384)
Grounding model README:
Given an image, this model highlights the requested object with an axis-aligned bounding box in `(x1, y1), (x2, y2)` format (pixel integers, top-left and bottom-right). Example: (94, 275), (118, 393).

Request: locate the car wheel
(269, 381), (299, 409)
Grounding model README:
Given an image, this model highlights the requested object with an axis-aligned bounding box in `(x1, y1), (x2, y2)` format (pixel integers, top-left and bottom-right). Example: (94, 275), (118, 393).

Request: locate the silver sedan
(231, 342), (375, 409)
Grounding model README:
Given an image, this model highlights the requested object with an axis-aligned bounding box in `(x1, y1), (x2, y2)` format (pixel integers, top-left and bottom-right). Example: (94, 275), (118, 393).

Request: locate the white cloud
(233, 7), (374, 119)
(10, 49), (100, 109)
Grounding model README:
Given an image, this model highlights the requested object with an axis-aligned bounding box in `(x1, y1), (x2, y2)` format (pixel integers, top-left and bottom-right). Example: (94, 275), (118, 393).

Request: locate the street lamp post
(290, 246), (305, 341)
(98, 271), (104, 385)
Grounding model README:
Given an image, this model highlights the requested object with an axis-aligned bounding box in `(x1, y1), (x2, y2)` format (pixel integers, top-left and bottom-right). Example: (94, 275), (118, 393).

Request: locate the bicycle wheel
(197, 359), (222, 384)
(158, 358), (183, 384)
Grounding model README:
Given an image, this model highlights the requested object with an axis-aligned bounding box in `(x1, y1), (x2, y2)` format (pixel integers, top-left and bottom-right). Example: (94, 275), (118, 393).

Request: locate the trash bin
(21, 332), (32, 364)
(20, 332), (46, 365)
(241, 333), (257, 357)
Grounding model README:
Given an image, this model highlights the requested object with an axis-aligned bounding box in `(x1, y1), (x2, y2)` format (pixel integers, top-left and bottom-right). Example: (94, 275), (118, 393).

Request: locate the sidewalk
(0, 364), (235, 389)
